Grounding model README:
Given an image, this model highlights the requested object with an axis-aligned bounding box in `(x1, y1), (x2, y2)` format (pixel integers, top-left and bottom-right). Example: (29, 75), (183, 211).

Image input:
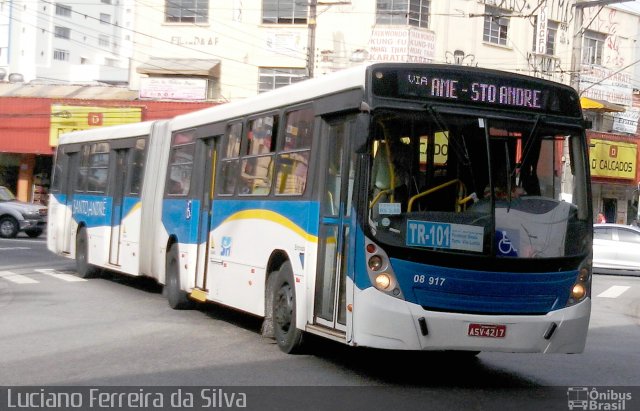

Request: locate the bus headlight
(567, 261), (591, 306)
(368, 255), (383, 271)
(571, 283), (587, 300)
(374, 273), (391, 290)
(365, 237), (404, 300)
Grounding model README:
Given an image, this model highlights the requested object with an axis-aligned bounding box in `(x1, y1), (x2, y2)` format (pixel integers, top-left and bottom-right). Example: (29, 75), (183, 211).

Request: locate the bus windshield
(367, 109), (590, 259)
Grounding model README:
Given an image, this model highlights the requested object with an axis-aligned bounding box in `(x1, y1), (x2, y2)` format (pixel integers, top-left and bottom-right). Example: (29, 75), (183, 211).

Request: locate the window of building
(100, 13), (111, 24)
(55, 3), (71, 17)
(376, 0), (430, 28)
(165, 0), (209, 23)
(53, 49), (70, 61)
(54, 26), (70, 39)
(582, 31), (605, 65)
(258, 68), (307, 93)
(532, 19), (558, 55)
(98, 35), (110, 48)
(262, 0), (307, 24)
(483, 6), (509, 46)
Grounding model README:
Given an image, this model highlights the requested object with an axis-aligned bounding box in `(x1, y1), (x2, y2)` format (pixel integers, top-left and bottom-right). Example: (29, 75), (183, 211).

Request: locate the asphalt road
(0, 236), (639, 410)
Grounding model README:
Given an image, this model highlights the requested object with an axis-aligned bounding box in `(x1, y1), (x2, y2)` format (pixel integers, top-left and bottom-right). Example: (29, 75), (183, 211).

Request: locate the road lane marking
(0, 247), (30, 251)
(34, 269), (87, 282)
(597, 285), (630, 298)
(0, 270), (39, 284)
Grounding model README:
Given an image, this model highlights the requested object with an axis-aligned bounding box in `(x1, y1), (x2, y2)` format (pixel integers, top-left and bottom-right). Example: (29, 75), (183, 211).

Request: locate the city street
(0, 236), (639, 410)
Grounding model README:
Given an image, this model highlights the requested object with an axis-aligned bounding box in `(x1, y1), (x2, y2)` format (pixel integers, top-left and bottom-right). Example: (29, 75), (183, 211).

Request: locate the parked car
(0, 186), (47, 238)
(592, 223), (640, 276)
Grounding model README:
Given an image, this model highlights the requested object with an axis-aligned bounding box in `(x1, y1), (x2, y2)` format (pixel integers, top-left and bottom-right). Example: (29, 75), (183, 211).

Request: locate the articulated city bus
(48, 63), (592, 354)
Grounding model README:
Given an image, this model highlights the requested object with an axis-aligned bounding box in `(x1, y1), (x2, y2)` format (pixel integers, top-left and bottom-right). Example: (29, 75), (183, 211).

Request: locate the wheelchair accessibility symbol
(496, 230), (518, 257)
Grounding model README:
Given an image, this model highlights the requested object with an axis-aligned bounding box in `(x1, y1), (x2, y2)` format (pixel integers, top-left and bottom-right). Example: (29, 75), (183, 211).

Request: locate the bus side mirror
(354, 113), (370, 153)
(582, 118), (592, 129)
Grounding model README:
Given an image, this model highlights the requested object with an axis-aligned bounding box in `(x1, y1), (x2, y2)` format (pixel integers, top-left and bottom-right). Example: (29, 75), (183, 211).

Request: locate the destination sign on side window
(371, 67), (581, 116)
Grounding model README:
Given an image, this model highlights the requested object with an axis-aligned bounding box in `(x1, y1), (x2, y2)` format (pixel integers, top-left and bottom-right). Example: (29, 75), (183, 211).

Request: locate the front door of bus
(314, 117), (356, 332)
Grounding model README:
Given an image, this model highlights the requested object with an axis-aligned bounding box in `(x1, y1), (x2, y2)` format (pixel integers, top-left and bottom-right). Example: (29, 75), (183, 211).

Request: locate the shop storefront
(588, 132), (639, 225)
(0, 95), (215, 203)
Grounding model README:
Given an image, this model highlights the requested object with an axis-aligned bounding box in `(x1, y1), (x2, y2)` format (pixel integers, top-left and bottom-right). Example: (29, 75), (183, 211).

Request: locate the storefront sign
(579, 66), (633, 107)
(612, 108), (640, 134)
(589, 138), (637, 180)
(140, 77), (207, 101)
(368, 27), (435, 63)
(49, 105), (142, 146)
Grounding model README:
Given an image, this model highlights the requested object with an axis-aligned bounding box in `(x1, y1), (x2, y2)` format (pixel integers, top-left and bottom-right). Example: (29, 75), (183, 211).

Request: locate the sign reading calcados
(589, 139), (637, 180)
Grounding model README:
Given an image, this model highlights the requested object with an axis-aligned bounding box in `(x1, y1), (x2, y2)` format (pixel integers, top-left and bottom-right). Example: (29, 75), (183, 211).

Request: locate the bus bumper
(352, 287), (591, 353)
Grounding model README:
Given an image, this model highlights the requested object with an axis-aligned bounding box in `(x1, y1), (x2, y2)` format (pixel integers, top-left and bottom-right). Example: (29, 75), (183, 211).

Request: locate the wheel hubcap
(274, 284), (293, 333)
(0, 221), (13, 236)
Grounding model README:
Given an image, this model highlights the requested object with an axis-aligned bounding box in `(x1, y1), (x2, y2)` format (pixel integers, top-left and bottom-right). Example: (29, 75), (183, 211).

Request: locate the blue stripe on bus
(390, 258), (575, 314)
(52, 193), (141, 228)
(162, 199), (201, 244)
(209, 200), (320, 235)
(161, 199), (320, 245)
(70, 194), (112, 227)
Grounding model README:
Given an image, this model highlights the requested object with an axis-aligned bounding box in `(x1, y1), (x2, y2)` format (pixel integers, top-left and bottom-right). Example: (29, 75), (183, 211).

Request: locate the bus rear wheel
(76, 228), (98, 278)
(165, 244), (193, 310)
(272, 261), (304, 354)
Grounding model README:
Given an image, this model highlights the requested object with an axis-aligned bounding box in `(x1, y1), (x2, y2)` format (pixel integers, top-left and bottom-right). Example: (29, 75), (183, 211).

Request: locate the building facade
(0, 84), (215, 201)
(0, 0), (132, 83)
(1, 0), (639, 222)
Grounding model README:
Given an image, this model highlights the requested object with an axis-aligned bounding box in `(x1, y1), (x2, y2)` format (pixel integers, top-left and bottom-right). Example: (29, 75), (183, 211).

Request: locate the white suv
(0, 186), (47, 238)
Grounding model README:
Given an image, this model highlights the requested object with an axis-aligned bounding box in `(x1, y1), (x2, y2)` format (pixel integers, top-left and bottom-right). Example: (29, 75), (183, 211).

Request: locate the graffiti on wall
(444, 50), (477, 66)
(583, 7), (625, 67)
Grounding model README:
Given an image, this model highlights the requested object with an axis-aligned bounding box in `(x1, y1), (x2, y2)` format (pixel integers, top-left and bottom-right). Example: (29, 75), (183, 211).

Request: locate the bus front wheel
(76, 228), (98, 278)
(273, 261), (304, 354)
(165, 244), (193, 310)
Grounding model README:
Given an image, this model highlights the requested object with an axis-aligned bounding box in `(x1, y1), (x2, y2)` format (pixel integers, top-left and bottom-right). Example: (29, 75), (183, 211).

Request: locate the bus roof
(57, 120), (161, 145)
(170, 64), (370, 132)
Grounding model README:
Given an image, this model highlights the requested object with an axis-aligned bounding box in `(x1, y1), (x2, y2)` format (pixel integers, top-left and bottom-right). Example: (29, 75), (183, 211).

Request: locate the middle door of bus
(108, 149), (128, 265)
(314, 116), (357, 332)
(192, 136), (219, 300)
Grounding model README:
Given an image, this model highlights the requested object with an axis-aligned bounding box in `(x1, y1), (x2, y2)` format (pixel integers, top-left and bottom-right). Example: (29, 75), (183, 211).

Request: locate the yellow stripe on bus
(223, 209), (318, 242)
(123, 201), (142, 220)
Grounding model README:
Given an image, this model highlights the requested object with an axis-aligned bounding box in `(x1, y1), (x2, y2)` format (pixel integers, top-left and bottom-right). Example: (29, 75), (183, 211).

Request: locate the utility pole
(307, 0), (318, 78)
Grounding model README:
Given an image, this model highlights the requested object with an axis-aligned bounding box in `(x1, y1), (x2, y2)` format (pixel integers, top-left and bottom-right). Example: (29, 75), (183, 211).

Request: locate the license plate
(468, 323), (507, 338)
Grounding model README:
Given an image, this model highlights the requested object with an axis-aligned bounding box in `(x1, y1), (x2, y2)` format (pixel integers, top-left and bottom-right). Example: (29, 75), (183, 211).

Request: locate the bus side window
(218, 122), (242, 196)
(129, 138), (146, 196)
(75, 144), (90, 192)
(275, 108), (313, 196)
(87, 143), (109, 193)
(240, 114), (279, 196)
(167, 131), (195, 196)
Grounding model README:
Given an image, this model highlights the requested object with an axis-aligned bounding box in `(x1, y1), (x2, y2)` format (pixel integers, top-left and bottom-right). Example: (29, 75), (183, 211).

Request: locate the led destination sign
(371, 67), (581, 116)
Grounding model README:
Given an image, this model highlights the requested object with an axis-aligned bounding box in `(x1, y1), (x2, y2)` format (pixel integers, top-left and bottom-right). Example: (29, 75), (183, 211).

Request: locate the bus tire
(24, 228), (43, 238)
(273, 261), (304, 354)
(165, 244), (193, 310)
(76, 228), (98, 278)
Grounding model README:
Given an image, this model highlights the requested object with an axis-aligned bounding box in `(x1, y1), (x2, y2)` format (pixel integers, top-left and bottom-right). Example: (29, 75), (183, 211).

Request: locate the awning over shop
(580, 96), (626, 113)
(136, 58), (220, 77)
